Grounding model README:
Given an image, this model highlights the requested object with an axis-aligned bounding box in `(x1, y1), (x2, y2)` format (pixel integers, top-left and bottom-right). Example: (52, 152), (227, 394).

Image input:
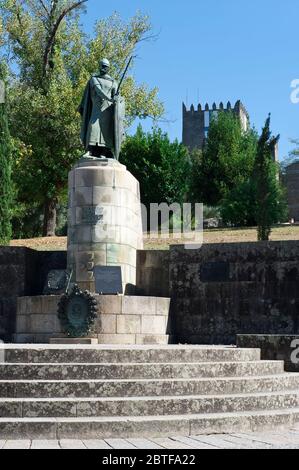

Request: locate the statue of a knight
(78, 58), (125, 160)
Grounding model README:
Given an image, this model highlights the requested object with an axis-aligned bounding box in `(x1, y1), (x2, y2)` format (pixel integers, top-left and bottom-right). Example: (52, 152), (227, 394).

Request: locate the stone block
(96, 296), (122, 314)
(77, 281), (95, 292)
(15, 315), (30, 333)
(68, 170), (74, 189)
(119, 227), (139, 248)
(76, 259), (94, 282)
(156, 297), (171, 316)
(92, 225), (124, 244)
(94, 249), (107, 265)
(75, 167), (115, 188)
(17, 297), (28, 315)
(13, 333), (35, 343)
(41, 296), (59, 315)
(93, 187), (122, 206)
(20, 296), (43, 315)
(73, 187), (92, 206)
(141, 315), (167, 334)
(75, 226), (92, 244)
(49, 338), (98, 345)
(97, 333), (136, 344)
(135, 334), (169, 345)
(30, 314), (57, 334)
(95, 314), (117, 334)
(114, 171), (138, 193)
(117, 314), (141, 334)
(107, 244), (136, 266)
(122, 296), (156, 316)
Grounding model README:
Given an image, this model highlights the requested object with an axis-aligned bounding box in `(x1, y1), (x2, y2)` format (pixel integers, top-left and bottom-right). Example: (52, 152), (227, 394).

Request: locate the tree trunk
(43, 197), (58, 237)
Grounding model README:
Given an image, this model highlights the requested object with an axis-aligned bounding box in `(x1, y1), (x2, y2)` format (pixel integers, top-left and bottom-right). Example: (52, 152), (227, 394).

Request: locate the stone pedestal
(49, 338), (98, 345)
(67, 158), (143, 293)
(14, 295), (173, 345)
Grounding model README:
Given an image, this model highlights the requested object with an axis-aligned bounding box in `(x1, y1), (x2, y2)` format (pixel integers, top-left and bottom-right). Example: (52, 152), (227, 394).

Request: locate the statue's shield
(114, 95), (125, 160)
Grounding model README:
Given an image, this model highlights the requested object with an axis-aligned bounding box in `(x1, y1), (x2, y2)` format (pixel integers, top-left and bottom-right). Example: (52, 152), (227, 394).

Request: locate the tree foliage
(193, 111), (258, 206)
(254, 115), (287, 241)
(0, 1), (164, 236)
(0, 62), (12, 244)
(120, 125), (191, 209)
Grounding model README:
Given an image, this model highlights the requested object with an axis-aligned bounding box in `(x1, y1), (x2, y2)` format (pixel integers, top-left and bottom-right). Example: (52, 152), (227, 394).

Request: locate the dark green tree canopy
(120, 125), (192, 209)
(194, 111), (258, 206)
(0, 61), (13, 244)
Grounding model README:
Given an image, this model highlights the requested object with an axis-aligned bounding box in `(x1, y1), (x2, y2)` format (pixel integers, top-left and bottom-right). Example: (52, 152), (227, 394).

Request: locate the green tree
(0, 62), (12, 244)
(1, 1), (163, 236)
(220, 180), (257, 227)
(194, 111), (258, 206)
(120, 125), (192, 224)
(254, 115), (287, 240)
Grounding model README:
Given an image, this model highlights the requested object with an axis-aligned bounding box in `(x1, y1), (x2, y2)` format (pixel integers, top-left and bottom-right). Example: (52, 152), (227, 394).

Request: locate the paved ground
(3, 426), (299, 449)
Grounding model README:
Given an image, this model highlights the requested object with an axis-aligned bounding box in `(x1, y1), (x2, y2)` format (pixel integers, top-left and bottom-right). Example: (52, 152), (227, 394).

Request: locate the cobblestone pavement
(2, 425), (299, 449)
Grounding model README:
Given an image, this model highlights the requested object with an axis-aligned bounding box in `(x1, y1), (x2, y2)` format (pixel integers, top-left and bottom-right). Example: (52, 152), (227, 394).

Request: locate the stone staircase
(0, 345), (299, 439)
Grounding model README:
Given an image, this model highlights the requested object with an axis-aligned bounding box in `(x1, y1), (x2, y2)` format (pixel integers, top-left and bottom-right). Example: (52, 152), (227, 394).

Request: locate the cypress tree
(0, 63), (12, 244)
(254, 115), (281, 241)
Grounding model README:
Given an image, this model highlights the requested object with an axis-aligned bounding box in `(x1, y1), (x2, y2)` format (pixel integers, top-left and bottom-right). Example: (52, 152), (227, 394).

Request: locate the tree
(194, 111), (258, 206)
(120, 125), (192, 226)
(254, 115), (287, 241)
(0, 62), (12, 244)
(220, 179), (257, 227)
(1, 2), (163, 236)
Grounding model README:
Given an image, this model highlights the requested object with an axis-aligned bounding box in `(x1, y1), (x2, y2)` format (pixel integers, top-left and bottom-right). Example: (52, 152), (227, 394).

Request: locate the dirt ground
(9, 225), (299, 251)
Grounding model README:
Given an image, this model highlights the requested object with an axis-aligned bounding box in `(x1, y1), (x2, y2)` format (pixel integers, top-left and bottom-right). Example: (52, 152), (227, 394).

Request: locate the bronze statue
(78, 58), (125, 160)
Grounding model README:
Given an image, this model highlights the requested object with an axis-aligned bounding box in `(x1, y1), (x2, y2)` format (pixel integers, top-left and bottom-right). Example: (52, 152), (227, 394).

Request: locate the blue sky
(82, 0), (298, 160)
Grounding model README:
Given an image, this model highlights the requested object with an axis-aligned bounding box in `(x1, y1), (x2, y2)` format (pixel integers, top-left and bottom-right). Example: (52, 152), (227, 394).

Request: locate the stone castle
(182, 100), (249, 150)
(182, 99), (278, 161)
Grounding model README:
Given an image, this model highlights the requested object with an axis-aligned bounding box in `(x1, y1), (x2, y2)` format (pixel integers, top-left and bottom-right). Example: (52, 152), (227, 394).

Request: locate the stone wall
(3, 241), (299, 344)
(0, 248), (66, 342)
(136, 250), (170, 297)
(237, 335), (299, 372)
(172, 241), (299, 344)
(137, 241), (299, 344)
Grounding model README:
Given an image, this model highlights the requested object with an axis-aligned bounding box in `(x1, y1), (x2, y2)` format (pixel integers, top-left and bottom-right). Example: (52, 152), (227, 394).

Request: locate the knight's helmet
(100, 58), (110, 70)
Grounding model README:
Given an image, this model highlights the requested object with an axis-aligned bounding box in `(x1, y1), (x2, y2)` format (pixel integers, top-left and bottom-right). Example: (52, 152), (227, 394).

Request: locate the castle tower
(182, 100), (249, 151)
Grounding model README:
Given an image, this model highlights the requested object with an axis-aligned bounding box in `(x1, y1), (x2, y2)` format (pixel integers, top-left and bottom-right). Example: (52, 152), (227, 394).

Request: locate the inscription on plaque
(43, 270), (70, 295)
(200, 262), (230, 283)
(0, 81), (5, 104)
(94, 266), (123, 294)
(82, 206), (103, 225)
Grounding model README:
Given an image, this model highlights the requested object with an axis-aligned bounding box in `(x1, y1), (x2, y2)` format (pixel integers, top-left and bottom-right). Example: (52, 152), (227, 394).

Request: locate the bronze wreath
(57, 284), (98, 337)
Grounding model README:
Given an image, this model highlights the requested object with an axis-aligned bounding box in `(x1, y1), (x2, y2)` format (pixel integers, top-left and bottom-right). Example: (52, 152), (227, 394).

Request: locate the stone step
(1, 374), (299, 398)
(0, 361), (284, 380)
(1, 409), (299, 439)
(0, 345), (261, 363)
(0, 391), (298, 418)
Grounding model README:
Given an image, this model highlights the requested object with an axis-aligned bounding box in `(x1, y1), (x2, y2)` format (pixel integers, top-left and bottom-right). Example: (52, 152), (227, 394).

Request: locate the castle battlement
(182, 99), (249, 150)
(183, 100), (249, 117)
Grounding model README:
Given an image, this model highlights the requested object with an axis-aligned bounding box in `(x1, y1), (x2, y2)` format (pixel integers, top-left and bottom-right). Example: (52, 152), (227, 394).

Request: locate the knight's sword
(116, 56), (133, 96)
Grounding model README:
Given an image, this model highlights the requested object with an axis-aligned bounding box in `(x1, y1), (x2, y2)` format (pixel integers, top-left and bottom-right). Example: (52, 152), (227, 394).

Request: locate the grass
(9, 225), (299, 251)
